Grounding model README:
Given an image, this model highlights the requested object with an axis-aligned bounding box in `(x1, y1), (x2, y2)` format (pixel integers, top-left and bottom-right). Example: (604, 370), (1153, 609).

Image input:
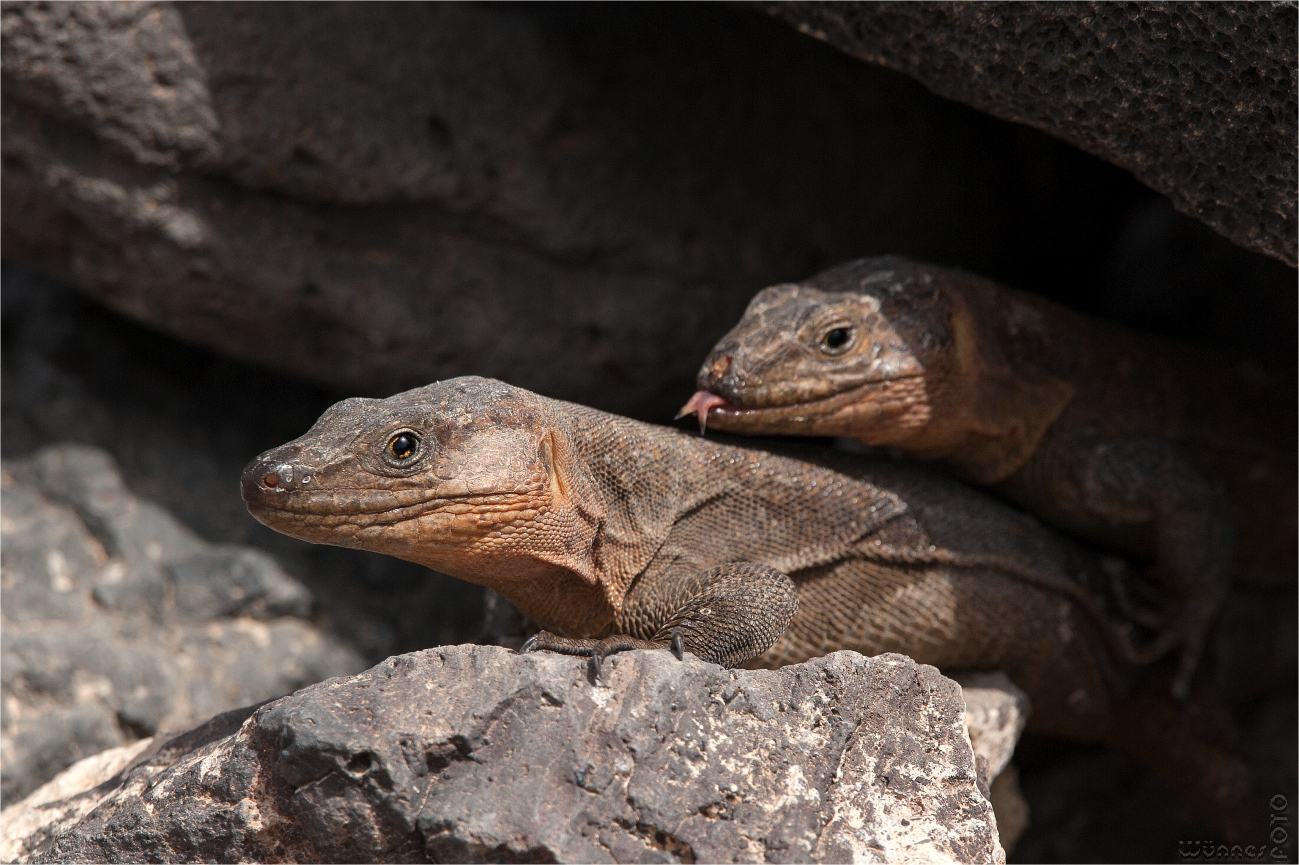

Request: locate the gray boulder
(1, 646), (1006, 864)
(766, 2), (1298, 266)
(0, 444), (366, 802)
(952, 673), (1031, 855)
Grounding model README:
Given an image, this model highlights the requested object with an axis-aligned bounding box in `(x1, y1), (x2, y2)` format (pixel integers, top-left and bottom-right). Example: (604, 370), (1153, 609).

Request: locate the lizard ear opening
(539, 431), (573, 505)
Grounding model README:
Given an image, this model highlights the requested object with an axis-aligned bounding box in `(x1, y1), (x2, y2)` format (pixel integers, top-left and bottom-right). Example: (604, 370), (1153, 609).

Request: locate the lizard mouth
(676, 377), (920, 435)
(243, 478), (540, 532)
(244, 488), (448, 529)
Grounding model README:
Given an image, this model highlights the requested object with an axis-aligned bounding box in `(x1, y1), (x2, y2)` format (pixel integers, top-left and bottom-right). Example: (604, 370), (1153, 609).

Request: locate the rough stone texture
(0, 646), (1006, 864)
(0, 443), (367, 802)
(0, 737), (156, 860)
(952, 673), (1031, 855)
(7, 2), (1291, 421)
(952, 673), (1031, 786)
(766, 2), (1299, 266)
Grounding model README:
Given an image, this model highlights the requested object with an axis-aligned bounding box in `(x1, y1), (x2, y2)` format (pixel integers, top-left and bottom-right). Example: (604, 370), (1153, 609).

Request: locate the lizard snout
(241, 453), (320, 508)
(696, 350), (748, 400)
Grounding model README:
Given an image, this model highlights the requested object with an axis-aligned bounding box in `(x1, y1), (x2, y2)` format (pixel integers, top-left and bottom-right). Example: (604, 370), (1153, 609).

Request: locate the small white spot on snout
(277, 464), (294, 483)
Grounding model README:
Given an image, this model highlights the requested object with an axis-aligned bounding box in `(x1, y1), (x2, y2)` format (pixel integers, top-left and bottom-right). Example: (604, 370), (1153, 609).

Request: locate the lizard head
(241, 377), (604, 602)
(681, 256), (965, 445)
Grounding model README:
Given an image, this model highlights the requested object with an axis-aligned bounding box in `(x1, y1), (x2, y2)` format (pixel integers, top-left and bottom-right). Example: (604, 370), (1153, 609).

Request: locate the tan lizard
(241, 376), (1257, 830)
(681, 256), (1297, 698)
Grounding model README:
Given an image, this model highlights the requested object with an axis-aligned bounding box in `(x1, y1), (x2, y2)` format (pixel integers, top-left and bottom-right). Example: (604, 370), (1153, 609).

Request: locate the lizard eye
(819, 326), (853, 354)
(386, 431), (420, 462)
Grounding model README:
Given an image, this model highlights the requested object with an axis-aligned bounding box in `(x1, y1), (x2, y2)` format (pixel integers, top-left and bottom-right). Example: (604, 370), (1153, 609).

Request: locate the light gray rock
(953, 673), (1032, 856)
(954, 672), (1031, 785)
(1, 646), (1005, 864)
(0, 444), (366, 802)
(167, 546), (313, 622)
(20, 444), (205, 565)
(1, 737), (157, 864)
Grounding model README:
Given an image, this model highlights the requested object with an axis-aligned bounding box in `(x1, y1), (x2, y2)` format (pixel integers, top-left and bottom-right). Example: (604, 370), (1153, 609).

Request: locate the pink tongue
(675, 391), (734, 434)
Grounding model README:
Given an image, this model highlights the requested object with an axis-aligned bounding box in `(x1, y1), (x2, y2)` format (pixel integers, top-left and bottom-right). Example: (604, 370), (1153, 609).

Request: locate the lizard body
(684, 256), (1297, 697)
(240, 378), (1259, 830)
(243, 378), (1125, 733)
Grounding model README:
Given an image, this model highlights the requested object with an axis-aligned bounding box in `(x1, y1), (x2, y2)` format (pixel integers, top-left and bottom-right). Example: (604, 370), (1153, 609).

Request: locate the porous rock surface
(0, 443), (366, 802)
(953, 673), (1030, 786)
(951, 673), (1031, 854)
(1, 1), (1198, 419)
(1, 646), (1006, 864)
(766, 2), (1299, 265)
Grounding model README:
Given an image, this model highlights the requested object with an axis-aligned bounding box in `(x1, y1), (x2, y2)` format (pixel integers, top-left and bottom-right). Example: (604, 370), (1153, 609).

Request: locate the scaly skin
(241, 376), (1260, 832)
(685, 255), (1297, 698)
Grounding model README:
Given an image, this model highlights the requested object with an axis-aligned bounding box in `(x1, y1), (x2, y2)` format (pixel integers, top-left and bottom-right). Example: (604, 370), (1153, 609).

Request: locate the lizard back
(560, 404), (1126, 740)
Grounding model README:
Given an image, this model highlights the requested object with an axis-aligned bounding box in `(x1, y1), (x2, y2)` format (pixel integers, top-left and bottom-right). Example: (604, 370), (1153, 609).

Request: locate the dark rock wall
(766, 1), (1299, 266)
(3, 2), (1292, 424)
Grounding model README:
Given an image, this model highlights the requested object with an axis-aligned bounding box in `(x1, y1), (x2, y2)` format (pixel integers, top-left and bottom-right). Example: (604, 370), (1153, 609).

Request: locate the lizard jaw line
(246, 490), (544, 529)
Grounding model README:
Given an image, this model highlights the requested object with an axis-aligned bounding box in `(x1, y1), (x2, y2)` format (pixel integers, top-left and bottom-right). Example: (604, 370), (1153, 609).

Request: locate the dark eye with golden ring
(386, 431), (420, 461)
(820, 326), (853, 353)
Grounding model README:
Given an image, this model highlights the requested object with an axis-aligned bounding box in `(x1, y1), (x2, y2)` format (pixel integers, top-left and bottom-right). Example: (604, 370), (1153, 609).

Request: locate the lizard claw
(670, 630), (685, 661)
(589, 651), (606, 685)
(1111, 606), (1212, 701)
(519, 635), (539, 654)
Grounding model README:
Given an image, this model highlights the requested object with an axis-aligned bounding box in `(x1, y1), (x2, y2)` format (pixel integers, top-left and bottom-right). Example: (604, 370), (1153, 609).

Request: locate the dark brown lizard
(682, 255), (1297, 698)
(241, 375), (1257, 830)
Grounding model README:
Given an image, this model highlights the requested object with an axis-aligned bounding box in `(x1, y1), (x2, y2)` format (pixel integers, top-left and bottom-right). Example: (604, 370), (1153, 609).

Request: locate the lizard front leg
(1074, 438), (1234, 700)
(521, 563), (798, 678)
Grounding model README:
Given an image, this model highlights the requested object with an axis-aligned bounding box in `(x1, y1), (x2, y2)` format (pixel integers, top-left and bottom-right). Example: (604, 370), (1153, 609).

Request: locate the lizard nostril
(709, 354), (732, 383)
(262, 473), (280, 489)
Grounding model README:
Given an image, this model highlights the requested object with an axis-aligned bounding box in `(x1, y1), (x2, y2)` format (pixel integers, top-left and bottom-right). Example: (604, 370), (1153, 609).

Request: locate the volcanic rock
(1, 646), (1006, 864)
